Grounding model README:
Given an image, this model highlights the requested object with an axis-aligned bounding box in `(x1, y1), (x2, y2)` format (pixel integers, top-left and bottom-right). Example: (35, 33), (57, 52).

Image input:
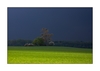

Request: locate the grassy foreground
(7, 46), (92, 64)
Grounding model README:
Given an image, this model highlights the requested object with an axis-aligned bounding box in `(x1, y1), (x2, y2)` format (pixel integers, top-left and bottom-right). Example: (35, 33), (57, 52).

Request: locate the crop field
(7, 46), (92, 64)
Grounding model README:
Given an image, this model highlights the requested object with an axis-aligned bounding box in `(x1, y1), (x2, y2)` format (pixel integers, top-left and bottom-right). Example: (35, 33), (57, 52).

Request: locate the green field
(7, 46), (92, 64)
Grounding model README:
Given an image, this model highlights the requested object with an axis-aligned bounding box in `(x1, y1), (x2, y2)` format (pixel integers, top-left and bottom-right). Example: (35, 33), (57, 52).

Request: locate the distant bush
(49, 41), (55, 46)
(24, 43), (34, 46)
(32, 37), (44, 46)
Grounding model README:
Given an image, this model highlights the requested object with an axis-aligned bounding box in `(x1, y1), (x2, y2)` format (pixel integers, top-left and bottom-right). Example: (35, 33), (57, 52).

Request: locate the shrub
(49, 41), (55, 46)
(33, 37), (44, 46)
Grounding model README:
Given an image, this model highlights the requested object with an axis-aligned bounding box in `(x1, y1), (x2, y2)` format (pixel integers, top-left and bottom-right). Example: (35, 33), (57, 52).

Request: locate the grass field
(7, 46), (92, 64)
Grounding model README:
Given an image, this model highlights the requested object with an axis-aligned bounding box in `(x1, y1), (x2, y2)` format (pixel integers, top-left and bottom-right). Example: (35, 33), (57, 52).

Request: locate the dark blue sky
(8, 7), (92, 41)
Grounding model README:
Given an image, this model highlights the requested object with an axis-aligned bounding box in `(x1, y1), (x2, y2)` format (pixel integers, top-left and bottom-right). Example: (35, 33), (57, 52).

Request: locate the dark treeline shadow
(8, 39), (92, 49)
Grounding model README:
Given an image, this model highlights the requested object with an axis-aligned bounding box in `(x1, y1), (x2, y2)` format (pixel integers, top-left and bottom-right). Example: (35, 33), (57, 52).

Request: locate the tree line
(8, 39), (32, 46)
(8, 39), (92, 49)
(54, 41), (92, 49)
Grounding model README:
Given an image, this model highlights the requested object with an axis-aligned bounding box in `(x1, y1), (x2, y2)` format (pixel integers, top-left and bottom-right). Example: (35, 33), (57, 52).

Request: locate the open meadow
(7, 46), (92, 64)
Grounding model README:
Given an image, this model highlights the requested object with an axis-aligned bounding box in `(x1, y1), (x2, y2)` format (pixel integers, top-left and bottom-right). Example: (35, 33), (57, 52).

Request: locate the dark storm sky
(8, 7), (92, 41)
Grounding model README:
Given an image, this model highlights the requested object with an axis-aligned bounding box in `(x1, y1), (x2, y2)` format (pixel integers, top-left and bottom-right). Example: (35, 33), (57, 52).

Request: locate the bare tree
(41, 28), (53, 45)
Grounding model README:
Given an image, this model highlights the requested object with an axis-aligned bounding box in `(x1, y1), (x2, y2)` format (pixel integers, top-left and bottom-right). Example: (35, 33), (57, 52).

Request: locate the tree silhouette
(33, 37), (44, 46)
(41, 28), (53, 45)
